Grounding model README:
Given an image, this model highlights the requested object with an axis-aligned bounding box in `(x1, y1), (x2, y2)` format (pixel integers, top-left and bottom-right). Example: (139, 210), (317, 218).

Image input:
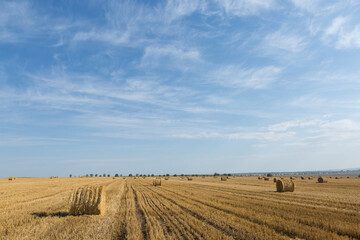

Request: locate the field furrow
(158, 182), (355, 239)
(1, 176), (359, 240)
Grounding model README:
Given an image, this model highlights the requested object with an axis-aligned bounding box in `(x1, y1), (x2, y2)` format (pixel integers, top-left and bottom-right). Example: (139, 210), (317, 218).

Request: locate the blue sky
(1, 0), (360, 177)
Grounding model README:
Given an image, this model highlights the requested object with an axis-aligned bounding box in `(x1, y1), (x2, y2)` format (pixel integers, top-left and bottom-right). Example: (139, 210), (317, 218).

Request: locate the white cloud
(213, 65), (282, 89)
(267, 118), (360, 145)
(336, 25), (360, 49)
(143, 45), (200, 61)
(0, 1), (35, 42)
(290, 0), (321, 12)
(173, 130), (295, 141)
(320, 119), (360, 131)
(164, 0), (207, 22)
(268, 119), (320, 132)
(324, 16), (360, 49)
(325, 16), (348, 35)
(141, 45), (201, 68)
(205, 95), (231, 105)
(73, 30), (130, 45)
(72, 0), (207, 46)
(264, 30), (307, 53)
(215, 0), (275, 16)
(290, 0), (346, 15)
(290, 95), (326, 108)
(0, 136), (83, 147)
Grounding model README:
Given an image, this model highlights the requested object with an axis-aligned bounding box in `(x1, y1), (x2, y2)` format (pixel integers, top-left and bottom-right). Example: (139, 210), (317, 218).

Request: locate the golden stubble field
(1, 176), (359, 240)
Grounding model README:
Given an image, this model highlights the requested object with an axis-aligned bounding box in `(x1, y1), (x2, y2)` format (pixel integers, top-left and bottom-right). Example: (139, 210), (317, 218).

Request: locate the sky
(1, 0), (360, 177)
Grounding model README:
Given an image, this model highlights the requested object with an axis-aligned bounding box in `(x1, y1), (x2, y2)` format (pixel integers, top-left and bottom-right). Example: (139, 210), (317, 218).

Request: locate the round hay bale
(8, 177), (14, 181)
(258, 176), (262, 180)
(308, 177), (312, 180)
(318, 176), (327, 183)
(335, 177), (339, 179)
(263, 177), (269, 181)
(273, 178), (277, 183)
(69, 186), (105, 216)
(153, 179), (161, 186)
(164, 177), (169, 180)
(221, 177), (227, 181)
(290, 176), (293, 180)
(276, 179), (295, 192)
(301, 176), (305, 180)
(187, 177), (193, 181)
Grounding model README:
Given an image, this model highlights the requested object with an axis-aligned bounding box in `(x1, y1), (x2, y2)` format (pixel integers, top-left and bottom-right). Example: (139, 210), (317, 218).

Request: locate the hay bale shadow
(32, 211), (68, 218)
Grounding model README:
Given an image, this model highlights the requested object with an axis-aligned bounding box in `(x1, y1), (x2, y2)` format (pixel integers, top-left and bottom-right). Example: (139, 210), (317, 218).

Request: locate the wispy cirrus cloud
(266, 117), (360, 146)
(140, 45), (201, 69)
(212, 65), (282, 89)
(263, 29), (307, 53)
(0, 1), (80, 45)
(215, 0), (275, 16)
(72, 0), (207, 46)
(334, 26), (360, 49)
(2, 0), (360, 174)
(0, 1), (36, 42)
(164, 0), (207, 22)
(290, 0), (322, 13)
(323, 16), (360, 49)
(173, 130), (295, 141)
(268, 119), (320, 132)
(73, 30), (130, 45)
(325, 16), (348, 35)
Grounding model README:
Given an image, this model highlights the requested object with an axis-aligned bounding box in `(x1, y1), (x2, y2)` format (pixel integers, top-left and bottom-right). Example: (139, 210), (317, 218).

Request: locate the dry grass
(0, 176), (359, 239)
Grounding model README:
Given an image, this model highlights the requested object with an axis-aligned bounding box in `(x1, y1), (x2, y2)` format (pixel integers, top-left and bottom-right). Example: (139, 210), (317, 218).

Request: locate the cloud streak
(212, 65), (282, 89)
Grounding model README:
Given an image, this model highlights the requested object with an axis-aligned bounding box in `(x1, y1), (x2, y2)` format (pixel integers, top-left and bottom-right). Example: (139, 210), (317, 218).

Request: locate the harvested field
(1, 176), (359, 239)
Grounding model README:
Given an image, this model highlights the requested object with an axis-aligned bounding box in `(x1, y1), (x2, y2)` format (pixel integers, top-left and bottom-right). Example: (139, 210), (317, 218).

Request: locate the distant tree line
(69, 172), (238, 177)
